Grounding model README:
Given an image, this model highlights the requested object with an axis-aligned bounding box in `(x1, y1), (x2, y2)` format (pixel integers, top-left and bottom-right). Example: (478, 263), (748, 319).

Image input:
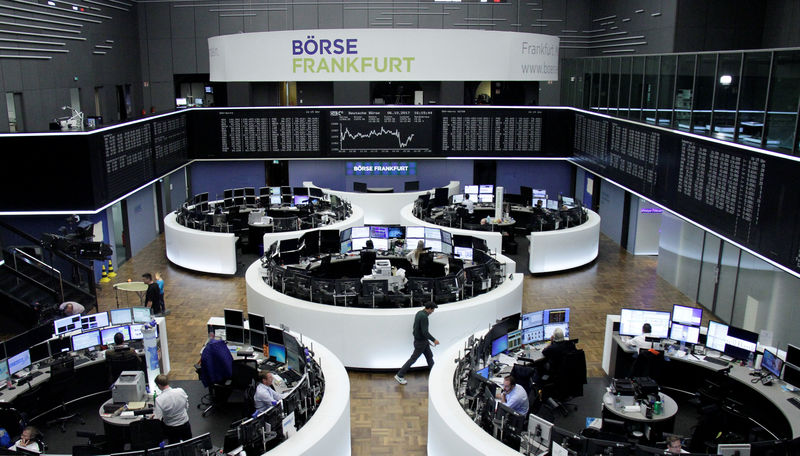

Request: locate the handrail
(0, 262), (60, 301)
(0, 220), (93, 273)
(12, 248), (65, 303)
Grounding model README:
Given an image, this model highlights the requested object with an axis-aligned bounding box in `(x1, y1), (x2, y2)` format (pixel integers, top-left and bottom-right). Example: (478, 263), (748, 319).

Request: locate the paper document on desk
(127, 402), (146, 410)
(497, 353), (516, 366)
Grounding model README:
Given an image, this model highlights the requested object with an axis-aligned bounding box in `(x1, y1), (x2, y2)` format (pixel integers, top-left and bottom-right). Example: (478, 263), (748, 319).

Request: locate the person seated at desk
(406, 240), (426, 269)
(496, 375), (529, 415)
(360, 240), (377, 276)
(59, 301), (84, 316)
(153, 374), (192, 444)
(106, 332), (140, 382)
(542, 328), (577, 375)
(627, 323), (653, 350)
(8, 426), (40, 453)
(533, 199), (546, 214)
(254, 370), (283, 413)
(463, 197), (474, 215)
(666, 435), (688, 454)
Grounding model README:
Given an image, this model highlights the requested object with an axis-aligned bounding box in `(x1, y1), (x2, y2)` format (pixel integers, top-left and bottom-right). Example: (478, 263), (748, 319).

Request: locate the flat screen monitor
(528, 413), (553, 448)
(786, 344), (800, 366)
(8, 350), (30, 375)
(717, 444), (750, 456)
(351, 237), (369, 251)
(269, 343), (286, 363)
(522, 311), (544, 329)
(293, 195), (309, 206)
(48, 337), (71, 355)
(441, 243), (452, 255)
(491, 334), (508, 357)
(268, 187), (280, 196)
(546, 199), (559, 210)
(340, 228), (352, 242)
(340, 240), (352, 253)
(351, 226), (370, 238)
(672, 304), (703, 326)
(224, 189), (234, 199)
(452, 194), (464, 204)
(561, 196), (575, 206)
(81, 312), (109, 330)
(29, 342), (50, 364)
(109, 308), (133, 326)
(441, 231), (452, 244)
(250, 331), (265, 351)
(224, 309), (244, 327)
(406, 226), (425, 238)
(101, 326), (130, 345)
(425, 239), (442, 252)
(387, 226), (405, 238)
(0, 360), (8, 384)
(266, 327), (284, 346)
(309, 187), (324, 197)
(724, 325), (758, 360)
(761, 348), (783, 378)
(233, 188), (245, 197)
(544, 323), (569, 340)
(464, 185), (479, 194)
(293, 187), (308, 196)
(476, 366), (490, 379)
(522, 326), (544, 344)
(479, 184), (493, 194)
(464, 193), (478, 202)
(270, 195), (282, 205)
(280, 186), (291, 195)
(72, 330), (101, 351)
(669, 323), (700, 344)
(478, 194), (493, 204)
(371, 238), (389, 250)
(782, 363), (800, 388)
(370, 226), (388, 239)
(405, 238), (424, 250)
(132, 307), (151, 323)
(507, 329), (521, 350)
(54, 315), (81, 335)
(532, 189), (548, 198)
(225, 326), (245, 344)
(619, 309), (671, 338)
(543, 308), (569, 324)
(424, 227), (441, 240)
(454, 246), (473, 261)
(705, 321), (729, 352)
(248, 313), (265, 334)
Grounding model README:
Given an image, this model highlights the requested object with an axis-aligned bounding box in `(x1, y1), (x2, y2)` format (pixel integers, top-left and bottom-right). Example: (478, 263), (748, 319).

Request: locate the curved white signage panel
(209, 29), (559, 82)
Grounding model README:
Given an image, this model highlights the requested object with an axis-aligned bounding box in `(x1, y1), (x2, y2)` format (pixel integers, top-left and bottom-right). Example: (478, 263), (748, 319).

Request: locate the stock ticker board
(329, 109), (434, 154)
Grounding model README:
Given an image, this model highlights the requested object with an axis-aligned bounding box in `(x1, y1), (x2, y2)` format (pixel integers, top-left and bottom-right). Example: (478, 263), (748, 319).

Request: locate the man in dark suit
(106, 332), (140, 383)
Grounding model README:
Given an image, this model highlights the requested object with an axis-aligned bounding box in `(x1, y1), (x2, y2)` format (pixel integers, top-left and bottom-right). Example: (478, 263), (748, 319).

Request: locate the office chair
(359, 250), (377, 276)
(197, 338), (234, 417)
(538, 349), (586, 416)
(0, 406), (25, 442)
(317, 255), (332, 278)
(312, 278), (336, 305)
(510, 364), (536, 394)
(129, 418), (165, 450)
(243, 382), (257, 419)
(45, 357), (85, 432)
(407, 278), (434, 305)
(360, 279), (388, 308)
(630, 348), (667, 383)
(107, 348), (142, 384)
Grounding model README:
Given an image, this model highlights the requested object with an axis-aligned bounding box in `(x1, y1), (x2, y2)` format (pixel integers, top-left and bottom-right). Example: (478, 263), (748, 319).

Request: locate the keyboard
(15, 371), (43, 385)
(74, 357), (91, 367)
(703, 356), (729, 367)
(788, 397), (800, 409)
(282, 369), (302, 384)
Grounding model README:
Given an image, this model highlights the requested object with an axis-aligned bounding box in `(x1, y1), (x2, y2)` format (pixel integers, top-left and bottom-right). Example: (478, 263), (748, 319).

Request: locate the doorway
(111, 200), (131, 265)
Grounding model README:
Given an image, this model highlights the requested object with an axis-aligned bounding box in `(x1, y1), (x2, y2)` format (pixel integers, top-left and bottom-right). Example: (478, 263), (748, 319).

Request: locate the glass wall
(561, 47), (800, 157)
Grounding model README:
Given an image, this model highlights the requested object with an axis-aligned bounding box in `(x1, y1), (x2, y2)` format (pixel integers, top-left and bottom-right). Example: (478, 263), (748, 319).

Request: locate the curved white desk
(267, 331), (351, 456)
(399, 203), (507, 267)
(306, 180), (460, 225)
(527, 209), (600, 273)
(262, 203), (365, 248)
(246, 262), (523, 369)
(164, 212), (237, 274)
(428, 331), (519, 456)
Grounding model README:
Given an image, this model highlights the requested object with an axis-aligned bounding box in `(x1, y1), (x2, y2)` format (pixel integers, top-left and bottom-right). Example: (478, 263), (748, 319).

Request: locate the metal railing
(11, 247), (64, 303)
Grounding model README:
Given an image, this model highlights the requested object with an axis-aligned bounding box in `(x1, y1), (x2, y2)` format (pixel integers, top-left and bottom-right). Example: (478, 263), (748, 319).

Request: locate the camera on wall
(41, 215), (112, 260)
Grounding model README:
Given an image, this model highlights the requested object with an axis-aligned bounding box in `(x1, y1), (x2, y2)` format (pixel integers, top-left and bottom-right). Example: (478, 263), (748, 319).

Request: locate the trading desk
(604, 331), (800, 439)
(527, 208), (600, 273)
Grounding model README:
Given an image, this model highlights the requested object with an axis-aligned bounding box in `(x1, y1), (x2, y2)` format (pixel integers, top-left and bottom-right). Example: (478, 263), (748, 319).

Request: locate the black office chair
(107, 348), (142, 384)
(539, 349), (587, 416)
(312, 278), (336, 304)
(45, 357), (85, 432)
(129, 418), (165, 450)
(510, 364), (536, 394)
(360, 250), (377, 276)
(243, 382), (257, 419)
(317, 255), (332, 278)
(630, 348), (667, 382)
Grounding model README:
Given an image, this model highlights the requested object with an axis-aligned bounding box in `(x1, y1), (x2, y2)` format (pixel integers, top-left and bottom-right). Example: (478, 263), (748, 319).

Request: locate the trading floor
(94, 231), (711, 455)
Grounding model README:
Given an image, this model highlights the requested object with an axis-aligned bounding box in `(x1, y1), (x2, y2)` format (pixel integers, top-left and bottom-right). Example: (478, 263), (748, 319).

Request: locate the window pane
(608, 58), (620, 116)
(692, 54), (716, 135)
(618, 57), (632, 118)
(765, 50), (800, 154)
(657, 55), (676, 127)
(736, 52), (770, 147)
(675, 54), (696, 131)
(643, 56), (659, 124)
(630, 56), (645, 120)
(711, 53), (741, 141)
(597, 58), (609, 113)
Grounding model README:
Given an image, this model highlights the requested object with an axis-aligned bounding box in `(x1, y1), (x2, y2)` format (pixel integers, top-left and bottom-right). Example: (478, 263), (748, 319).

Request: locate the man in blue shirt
(496, 375), (528, 415)
(254, 370), (283, 413)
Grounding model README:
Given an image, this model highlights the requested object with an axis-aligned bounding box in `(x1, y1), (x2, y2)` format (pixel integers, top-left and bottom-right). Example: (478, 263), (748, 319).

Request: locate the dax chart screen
(329, 109), (434, 154)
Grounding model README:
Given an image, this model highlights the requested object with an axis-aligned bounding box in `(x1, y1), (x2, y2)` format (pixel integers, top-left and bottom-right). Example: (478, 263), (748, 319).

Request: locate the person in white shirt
(628, 323), (653, 350)
(8, 426), (40, 453)
(254, 370), (283, 413)
(59, 301), (85, 316)
(406, 240), (426, 268)
(153, 374), (191, 443)
(666, 434), (689, 454)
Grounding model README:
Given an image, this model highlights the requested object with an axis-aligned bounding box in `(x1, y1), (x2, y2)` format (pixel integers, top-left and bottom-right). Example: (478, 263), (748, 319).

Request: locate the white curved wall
(528, 209), (600, 273)
(428, 331), (518, 456)
(267, 331), (351, 456)
(164, 212), (237, 274)
(399, 203), (509, 269)
(307, 181), (460, 225)
(246, 262), (523, 369)
(262, 203), (365, 247)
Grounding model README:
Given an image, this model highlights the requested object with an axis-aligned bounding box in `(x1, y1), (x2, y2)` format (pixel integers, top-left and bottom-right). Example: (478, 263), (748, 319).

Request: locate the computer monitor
(507, 329), (522, 350)
(452, 194), (464, 204)
(269, 343), (286, 363)
(224, 309), (244, 327)
(293, 195), (309, 206)
(782, 362), (800, 388)
(268, 187), (281, 196)
(546, 199), (559, 210)
(293, 187), (308, 196)
(561, 196), (575, 206)
(406, 226), (425, 238)
(424, 227), (441, 240)
(706, 321), (729, 352)
(522, 325), (544, 344)
(476, 366), (490, 379)
(225, 326), (245, 344)
(248, 313), (265, 334)
(285, 336), (303, 373)
(454, 246), (473, 261)
(717, 444), (750, 456)
(786, 344), (800, 366)
(544, 323), (569, 340)
(619, 309), (671, 338)
(386, 226), (405, 239)
(532, 189), (547, 198)
(269, 195), (281, 205)
(0, 360), (8, 384)
(464, 185), (479, 194)
(81, 312), (109, 330)
(72, 330), (101, 352)
(585, 438), (632, 456)
(250, 331), (265, 350)
(224, 189), (234, 199)
(672, 304), (703, 327)
(528, 413), (553, 447)
(132, 307), (151, 323)
(522, 310), (544, 329)
(351, 226), (370, 238)
(478, 194), (493, 204)
(479, 184), (493, 194)
(549, 426), (586, 454)
(352, 237), (369, 251)
(48, 337), (71, 356)
(370, 226), (388, 239)
(404, 238), (424, 250)
(340, 240), (352, 253)
(54, 315), (82, 336)
(266, 327), (284, 346)
(28, 342), (50, 364)
(491, 334), (508, 357)
(425, 239), (442, 252)
(724, 325), (758, 361)
(761, 348), (783, 378)
(670, 323), (700, 344)
(280, 186), (291, 195)
(101, 326), (131, 345)
(7, 350), (30, 375)
(371, 238), (389, 250)
(109, 308), (133, 326)
(129, 324), (144, 340)
(543, 308), (569, 324)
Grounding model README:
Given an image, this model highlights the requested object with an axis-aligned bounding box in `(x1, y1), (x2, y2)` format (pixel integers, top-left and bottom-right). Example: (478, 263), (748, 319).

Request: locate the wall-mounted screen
(619, 309), (671, 338)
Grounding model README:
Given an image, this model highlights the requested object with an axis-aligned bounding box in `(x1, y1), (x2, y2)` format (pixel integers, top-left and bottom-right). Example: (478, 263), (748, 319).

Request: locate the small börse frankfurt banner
(209, 28), (559, 82)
